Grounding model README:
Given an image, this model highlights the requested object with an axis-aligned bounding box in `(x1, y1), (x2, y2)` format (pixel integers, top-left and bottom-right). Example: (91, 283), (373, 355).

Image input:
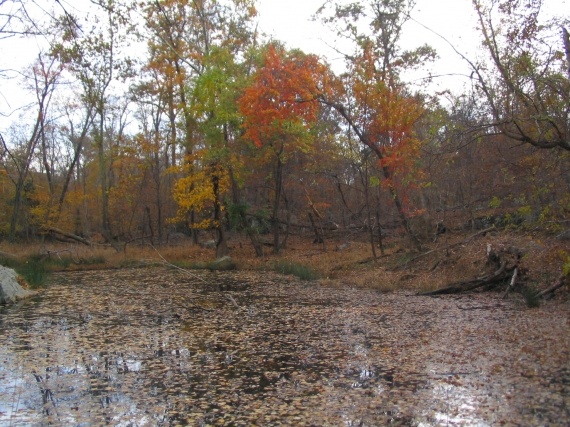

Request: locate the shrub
(521, 286), (540, 308)
(273, 260), (319, 281)
(16, 259), (48, 289)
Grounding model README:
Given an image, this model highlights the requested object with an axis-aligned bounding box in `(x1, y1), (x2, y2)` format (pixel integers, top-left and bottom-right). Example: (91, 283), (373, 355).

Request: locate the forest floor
(4, 225), (568, 303)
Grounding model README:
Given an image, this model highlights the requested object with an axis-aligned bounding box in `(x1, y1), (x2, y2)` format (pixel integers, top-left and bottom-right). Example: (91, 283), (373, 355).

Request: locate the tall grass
(0, 255), (48, 289)
(16, 259), (48, 289)
(273, 260), (320, 281)
(521, 286), (541, 308)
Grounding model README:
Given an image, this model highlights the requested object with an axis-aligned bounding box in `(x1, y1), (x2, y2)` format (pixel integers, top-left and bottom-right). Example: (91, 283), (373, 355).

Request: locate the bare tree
(1, 53), (62, 240)
(471, 0), (570, 151)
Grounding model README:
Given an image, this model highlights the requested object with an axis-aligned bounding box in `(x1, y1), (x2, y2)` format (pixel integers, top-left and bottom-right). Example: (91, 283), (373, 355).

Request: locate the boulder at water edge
(0, 265), (32, 304)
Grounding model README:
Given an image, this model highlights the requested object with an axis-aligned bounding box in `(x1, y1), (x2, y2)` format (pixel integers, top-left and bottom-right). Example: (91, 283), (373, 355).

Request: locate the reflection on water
(0, 268), (568, 426)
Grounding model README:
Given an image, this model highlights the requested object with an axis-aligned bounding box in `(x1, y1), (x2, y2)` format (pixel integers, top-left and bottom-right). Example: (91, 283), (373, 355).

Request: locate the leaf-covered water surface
(0, 267), (568, 426)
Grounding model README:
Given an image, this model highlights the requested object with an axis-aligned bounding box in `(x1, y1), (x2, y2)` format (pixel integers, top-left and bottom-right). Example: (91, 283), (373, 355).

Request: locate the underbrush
(272, 260), (320, 281)
(521, 286), (541, 308)
(43, 254), (108, 269)
(0, 229), (567, 301)
(0, 255), (47, 289)
(171, 260), (207, 270)
(169, 258), (236, 271)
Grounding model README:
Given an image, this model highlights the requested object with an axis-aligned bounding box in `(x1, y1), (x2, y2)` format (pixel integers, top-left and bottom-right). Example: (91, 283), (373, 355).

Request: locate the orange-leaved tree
(316, 0), (433, 250)
(320, 43), (425, 250)
(238, 44), (326, 253)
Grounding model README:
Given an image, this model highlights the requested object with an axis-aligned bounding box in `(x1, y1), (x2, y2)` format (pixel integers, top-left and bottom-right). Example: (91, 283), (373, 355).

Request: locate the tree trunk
(321, 99), (422, 251)
(144, 206), (154, 245)
(7, 130), (40, 242)
(363, 162), (378, 260)
(5, 70), (49, 241)
(9, 180), (27, 242)
(375, 204), (385, 256)
(272, 157), (284, 254)
(248, 231), (264, 257)
(561, 27), (570, 80)
(308, 212), (323, 244)
(97, 111), (112, 246)
(212, 170), (228, 258)
(58, 133), (87, 216)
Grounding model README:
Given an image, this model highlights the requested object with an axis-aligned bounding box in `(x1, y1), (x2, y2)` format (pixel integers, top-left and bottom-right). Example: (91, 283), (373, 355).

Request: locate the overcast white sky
(256, 0), (567, 92)
(256, 0), (480, 90)
(0, 0), (567, 126)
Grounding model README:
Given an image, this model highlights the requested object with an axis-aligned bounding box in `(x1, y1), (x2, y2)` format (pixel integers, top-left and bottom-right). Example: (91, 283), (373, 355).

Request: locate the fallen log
(535, 274), (568, 298)
(46, 227), (92, 246)
(420, 243), (524, 296)
(420, 261), (510, 296)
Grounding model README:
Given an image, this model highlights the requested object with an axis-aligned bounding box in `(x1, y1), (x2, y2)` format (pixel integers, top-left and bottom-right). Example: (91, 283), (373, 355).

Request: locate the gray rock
(201, 240), (216, 249)
(0, 266), (32, 304)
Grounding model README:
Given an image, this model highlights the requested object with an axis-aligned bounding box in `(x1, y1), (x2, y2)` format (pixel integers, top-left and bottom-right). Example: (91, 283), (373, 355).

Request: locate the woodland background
(0, 0), (568, 263)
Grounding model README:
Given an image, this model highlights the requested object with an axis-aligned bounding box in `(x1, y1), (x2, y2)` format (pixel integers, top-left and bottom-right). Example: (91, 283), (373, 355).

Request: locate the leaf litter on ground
(0, 267), (568, 426)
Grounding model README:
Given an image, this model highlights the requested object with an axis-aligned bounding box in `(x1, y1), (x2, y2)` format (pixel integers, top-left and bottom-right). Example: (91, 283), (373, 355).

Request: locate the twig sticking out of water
(150, 244), (210, 285)
(32, 371), (59, 419)
(149, 244), (240, 309)
(225, 294), (239, 308)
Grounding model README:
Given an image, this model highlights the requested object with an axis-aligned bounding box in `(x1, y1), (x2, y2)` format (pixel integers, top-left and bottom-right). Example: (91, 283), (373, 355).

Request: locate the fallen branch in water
(225, 294), (239, 308)
(149, 244), (240, 309)
(150, 244), (210, 285)
(44, 247), (81, 264)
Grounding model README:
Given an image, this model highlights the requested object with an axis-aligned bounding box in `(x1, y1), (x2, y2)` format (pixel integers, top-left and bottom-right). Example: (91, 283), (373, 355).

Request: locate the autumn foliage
(238, 45), (325, 148)
(349, 45), (425, 204)
(0, 0), (568, 257)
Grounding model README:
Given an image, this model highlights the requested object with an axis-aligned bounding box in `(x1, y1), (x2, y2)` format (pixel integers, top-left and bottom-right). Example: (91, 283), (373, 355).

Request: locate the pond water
(0, 267), (568, 426)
